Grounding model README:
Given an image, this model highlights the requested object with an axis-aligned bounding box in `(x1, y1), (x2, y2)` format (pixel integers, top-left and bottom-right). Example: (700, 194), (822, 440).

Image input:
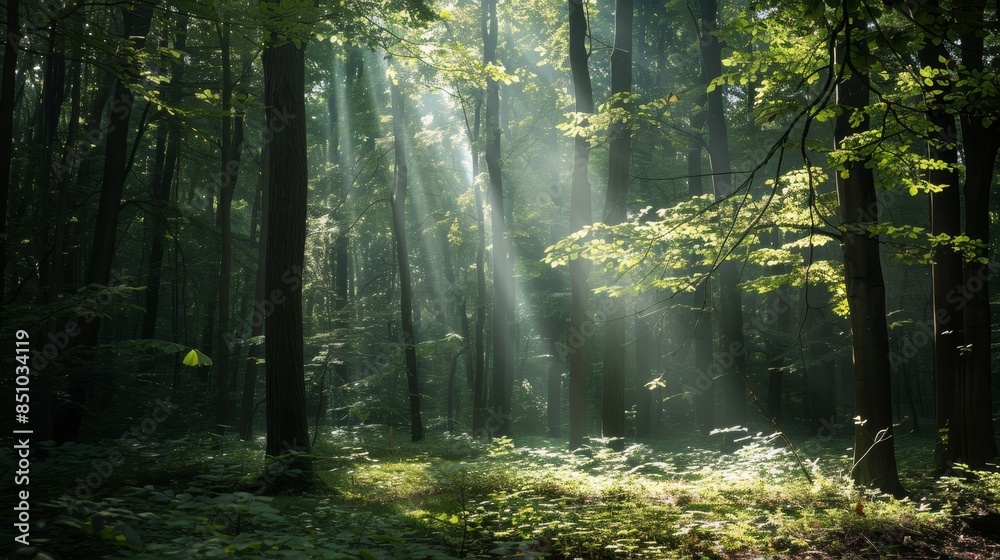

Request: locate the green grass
(8, 427), (1000, 559)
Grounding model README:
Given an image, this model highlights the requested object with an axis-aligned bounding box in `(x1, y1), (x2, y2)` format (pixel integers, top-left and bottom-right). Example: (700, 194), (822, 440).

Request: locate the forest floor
(6, 424), (1000, 559)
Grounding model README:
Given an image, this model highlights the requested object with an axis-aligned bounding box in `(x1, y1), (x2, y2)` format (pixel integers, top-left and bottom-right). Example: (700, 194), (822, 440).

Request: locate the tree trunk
(688, 110), (714, 434)
(216, 20), (245, 428)
(634, 306), (656, 438)
(567, 0), (594, 450)
(834, 17), (904, 496)
(913, 12), (964, 470)
(240, 141), (269, 440)
(765, 284), (790, 422)
(484, 0), (515, 438)
(331, 54), (351, 416)
(601, 0), (633, 452)
(700, 0), (747, 439)
(217, 108), (244, 427)
(951, 0), (999, 470)
(38, 58), (81, 441)
(262, 31), (311, 460)
(390, 80), (423, 442)
(472, 96), (488, 437)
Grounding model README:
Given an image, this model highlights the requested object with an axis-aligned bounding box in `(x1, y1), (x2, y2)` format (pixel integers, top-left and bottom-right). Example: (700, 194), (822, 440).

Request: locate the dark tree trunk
(765, 284), (790, 422)
(913, 11), (964, 470)
(215, 20), (239, 427)
(217, 107), (244, 427)
(483, 0), (515, 438)
(700, 0), (746, 438)
(834, 17), (904, 496)
(688, 111), (714, 434)
(567, 0), (594, 450)
(601, 0), (633, 452)
(240, 142), (269, 440)
(38, 58), (81, 442)
(807, 310), (837, 431)
(952, 0), (999, 469)
(390, 80), (423, 442)
(262, 32), (310, 460)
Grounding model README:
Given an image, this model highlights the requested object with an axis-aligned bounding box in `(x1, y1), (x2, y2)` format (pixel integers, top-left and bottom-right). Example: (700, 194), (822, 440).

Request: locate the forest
(2, 0), (1000, 557)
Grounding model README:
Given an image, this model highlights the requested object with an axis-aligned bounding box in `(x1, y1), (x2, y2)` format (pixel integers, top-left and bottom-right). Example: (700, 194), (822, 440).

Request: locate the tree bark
(472, 95), (488, 437)
(951, 0), (999, 470)
(240, 141), (269, 440)
(216, 21), (246, 428)
(262, 31), (310, 460)
(390, 79), (423, 442)
(483, 0), (515, 438)
(700, 0), (747, 439)
(331, 53), (351, 416)
(601, 0), (633, 452)
(567, 0), (594, 450)
(834, 16), (904, 496)
(912, 9), (964, 470)
(688, 108), (715, 434)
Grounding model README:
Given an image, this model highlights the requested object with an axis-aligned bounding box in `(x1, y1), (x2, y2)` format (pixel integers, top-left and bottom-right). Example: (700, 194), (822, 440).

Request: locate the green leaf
(182, 349), (214, 367)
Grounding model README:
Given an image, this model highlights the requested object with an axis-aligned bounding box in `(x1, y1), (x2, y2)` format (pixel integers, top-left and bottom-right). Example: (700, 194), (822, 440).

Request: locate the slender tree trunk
(700, 0), (746, 439)
(688, 110), (714, 434)
(216, 21), (245, 428)
(634, 306), (655, 438)
(472, 96), (488, 436)
(765, 284), (790, 422)
(390, 80), (423, 442)
(38, 58), (81, 441)
(834, 16), (904, 496)
(262, 28), (310, 461)
(601, 0), (633, 452)
(567, 0), (594, 450)
(33, 29), (66, 297)
(483, 0), (514, 438)
(240, 142), (269, 440)
(217, 108), (244, 426)
(330, 54), (351, 417)
(807, 309), (836, 431)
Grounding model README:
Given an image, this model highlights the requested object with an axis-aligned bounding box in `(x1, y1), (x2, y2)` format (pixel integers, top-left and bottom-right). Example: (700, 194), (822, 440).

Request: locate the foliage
(545, 166), (847, 312)
(13, 430), (999, 559)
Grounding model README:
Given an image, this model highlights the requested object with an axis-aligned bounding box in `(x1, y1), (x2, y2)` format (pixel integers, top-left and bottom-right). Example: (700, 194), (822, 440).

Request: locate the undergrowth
(3, 427), (998, 559)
